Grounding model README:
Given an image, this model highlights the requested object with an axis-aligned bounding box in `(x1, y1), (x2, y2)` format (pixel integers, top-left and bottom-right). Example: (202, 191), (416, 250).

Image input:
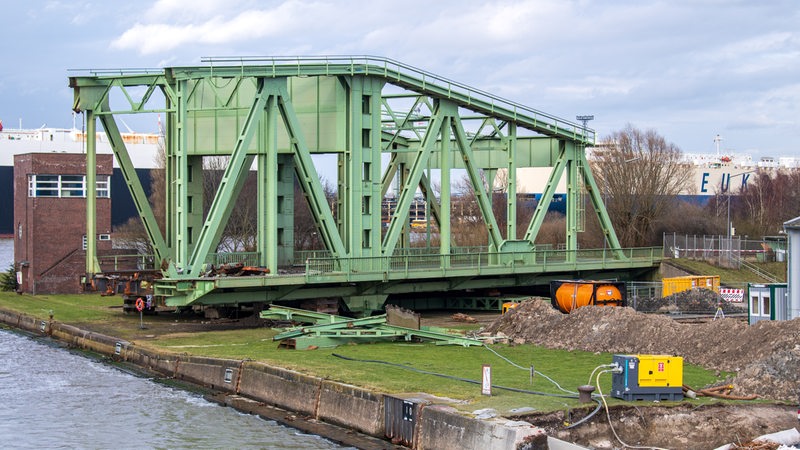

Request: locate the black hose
(331, 352), (604, 427)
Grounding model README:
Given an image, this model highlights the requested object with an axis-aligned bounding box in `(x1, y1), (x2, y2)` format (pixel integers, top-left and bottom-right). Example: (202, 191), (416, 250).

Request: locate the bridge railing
(206, 252), (260, 267)
(304, 247), (663, 280)
(200, 55), (594, 144)
(105, 246), (661, 281)
(98, 254), (157, 272)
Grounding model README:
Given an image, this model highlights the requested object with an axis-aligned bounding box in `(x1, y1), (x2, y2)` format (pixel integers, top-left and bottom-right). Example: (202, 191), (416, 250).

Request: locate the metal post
(85, 109), (100, 275)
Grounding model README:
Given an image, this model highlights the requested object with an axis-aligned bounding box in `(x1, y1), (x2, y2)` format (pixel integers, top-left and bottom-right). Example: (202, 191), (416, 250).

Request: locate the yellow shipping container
(662, 275), (720, 297)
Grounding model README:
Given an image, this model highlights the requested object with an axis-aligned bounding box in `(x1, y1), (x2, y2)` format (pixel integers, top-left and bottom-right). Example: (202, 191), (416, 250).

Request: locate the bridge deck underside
(157, 248), (661, 308)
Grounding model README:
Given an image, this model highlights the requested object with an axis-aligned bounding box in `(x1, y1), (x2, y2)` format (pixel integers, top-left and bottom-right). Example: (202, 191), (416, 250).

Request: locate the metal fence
(626, 280), (747, 312)
(662, 233), (785, 269)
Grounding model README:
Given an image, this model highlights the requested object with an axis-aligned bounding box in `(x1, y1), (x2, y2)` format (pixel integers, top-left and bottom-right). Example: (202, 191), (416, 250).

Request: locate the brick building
(14, 153), (113, 294)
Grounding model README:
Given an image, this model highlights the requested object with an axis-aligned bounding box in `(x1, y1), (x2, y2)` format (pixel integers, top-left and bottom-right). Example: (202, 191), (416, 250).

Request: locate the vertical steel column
(398, 162), (410, 249)
(85, 109), (100, 274)
(564, 140), (579, 259)
(185, 156), (203, 256)
(258, 94), (278, 270)
(276, 154), (295, 266)
(439, 113), (451, 259)
(341, 76), (384, 258)
(172, 79), (189, 272)
(506, 123), (517, 240)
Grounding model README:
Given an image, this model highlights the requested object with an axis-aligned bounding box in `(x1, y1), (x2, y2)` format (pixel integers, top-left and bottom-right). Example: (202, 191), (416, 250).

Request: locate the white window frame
(28, 174), (110, 198)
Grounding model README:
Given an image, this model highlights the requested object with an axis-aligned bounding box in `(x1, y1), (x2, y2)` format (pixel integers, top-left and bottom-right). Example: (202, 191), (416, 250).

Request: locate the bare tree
(294, 177), (336, 251)
(203, 156), (258, 252)
(591, 124), (692, 247)
(736, 169), (800, 237)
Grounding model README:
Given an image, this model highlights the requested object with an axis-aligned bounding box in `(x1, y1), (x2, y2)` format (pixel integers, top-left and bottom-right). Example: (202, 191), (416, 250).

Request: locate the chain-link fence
(662, 233), (785, 269)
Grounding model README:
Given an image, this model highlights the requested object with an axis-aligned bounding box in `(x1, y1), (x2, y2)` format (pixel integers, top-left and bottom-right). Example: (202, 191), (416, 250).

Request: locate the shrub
(0, 264), (19, 292)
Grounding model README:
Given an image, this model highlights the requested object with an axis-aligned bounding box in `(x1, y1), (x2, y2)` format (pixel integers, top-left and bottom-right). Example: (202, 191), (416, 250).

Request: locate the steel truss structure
(70, 56), (661, 315)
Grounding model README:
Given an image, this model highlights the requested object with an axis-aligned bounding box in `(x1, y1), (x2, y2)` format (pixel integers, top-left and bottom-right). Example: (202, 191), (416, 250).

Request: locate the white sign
(482, 365), (492, 396)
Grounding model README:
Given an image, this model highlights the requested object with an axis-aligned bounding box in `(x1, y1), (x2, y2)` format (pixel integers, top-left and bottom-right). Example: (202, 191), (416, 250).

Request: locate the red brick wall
(14, 153), (113, 294)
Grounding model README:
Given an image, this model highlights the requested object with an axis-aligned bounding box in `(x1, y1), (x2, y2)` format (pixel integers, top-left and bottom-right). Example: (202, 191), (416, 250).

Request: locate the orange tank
(550, 280), (626, 313)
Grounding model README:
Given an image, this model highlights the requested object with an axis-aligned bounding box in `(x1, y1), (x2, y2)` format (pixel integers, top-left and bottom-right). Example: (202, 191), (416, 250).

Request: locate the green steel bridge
(70, 56), (662, 315)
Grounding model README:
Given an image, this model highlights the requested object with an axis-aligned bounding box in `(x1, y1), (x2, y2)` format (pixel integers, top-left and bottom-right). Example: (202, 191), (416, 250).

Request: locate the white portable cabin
(747, 283), (788, 324)
(784, 216), (800, 320)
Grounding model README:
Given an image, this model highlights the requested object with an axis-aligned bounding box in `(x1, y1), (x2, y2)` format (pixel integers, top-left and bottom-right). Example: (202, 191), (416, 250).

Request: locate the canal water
(0, 239), (351, 449)
(0, 330), (354, 449)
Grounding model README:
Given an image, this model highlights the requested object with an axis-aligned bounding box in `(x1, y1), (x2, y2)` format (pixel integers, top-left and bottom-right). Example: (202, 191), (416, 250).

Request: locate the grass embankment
(666, 259), (787, 284)
(0, 292), (730, 415)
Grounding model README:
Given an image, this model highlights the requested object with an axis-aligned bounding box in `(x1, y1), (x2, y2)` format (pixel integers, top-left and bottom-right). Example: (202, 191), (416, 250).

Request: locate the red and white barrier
(720, 288), (744, 303)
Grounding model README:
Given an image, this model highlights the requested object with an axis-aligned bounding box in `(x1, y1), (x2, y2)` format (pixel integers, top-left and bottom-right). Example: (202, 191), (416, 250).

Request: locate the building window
(83, 234), (110, 250)
(97, 176), (110, 198)
(28, 174), (110, 198)
(29, 175), (58, 197)
(60, 175), (84, 197)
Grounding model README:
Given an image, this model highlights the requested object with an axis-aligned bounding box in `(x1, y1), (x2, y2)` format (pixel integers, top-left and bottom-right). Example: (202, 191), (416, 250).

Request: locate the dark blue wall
(0, 166), (156, 235)
(111, 168), (155, 228)
(0, 167), (13, 235)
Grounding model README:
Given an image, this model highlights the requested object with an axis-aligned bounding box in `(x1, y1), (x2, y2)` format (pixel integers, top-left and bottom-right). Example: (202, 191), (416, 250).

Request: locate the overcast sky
(1, 0), (798, 159)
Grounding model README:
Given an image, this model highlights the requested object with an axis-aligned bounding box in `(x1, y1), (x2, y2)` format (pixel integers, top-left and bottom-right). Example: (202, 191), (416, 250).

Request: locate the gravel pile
(483, 298), (800, 401)
(633, 288), (746, 315)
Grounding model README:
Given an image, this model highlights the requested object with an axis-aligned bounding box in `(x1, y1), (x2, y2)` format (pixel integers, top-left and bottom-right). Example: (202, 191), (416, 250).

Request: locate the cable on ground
(595, 369), (671, 450)
(331, 352), (605, 428)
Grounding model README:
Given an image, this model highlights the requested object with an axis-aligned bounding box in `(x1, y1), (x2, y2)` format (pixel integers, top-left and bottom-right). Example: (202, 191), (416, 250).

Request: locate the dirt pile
(482, 299), (800, 401)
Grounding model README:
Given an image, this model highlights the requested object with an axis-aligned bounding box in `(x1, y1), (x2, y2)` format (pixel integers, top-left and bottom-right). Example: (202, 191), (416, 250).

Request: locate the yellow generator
(611, 354), (683, 401)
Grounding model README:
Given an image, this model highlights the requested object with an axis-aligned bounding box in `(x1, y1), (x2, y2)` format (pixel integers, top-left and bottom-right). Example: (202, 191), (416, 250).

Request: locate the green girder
(70, 56), (642, 313)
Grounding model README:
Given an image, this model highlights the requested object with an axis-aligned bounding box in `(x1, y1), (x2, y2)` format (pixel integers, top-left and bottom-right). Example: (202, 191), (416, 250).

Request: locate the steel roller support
(69, 56), (660, 316)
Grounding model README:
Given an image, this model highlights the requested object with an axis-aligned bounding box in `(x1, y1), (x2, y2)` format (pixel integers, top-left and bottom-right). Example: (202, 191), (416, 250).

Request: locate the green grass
(666, 259), (786, 284)
(0, 292), (120, 322)
(134, 324), (727, 413)
(0, 292), (731, 414)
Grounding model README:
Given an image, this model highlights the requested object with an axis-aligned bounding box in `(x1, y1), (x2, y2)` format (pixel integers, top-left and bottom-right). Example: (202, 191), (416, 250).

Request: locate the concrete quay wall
(0, 308), (540, 449)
